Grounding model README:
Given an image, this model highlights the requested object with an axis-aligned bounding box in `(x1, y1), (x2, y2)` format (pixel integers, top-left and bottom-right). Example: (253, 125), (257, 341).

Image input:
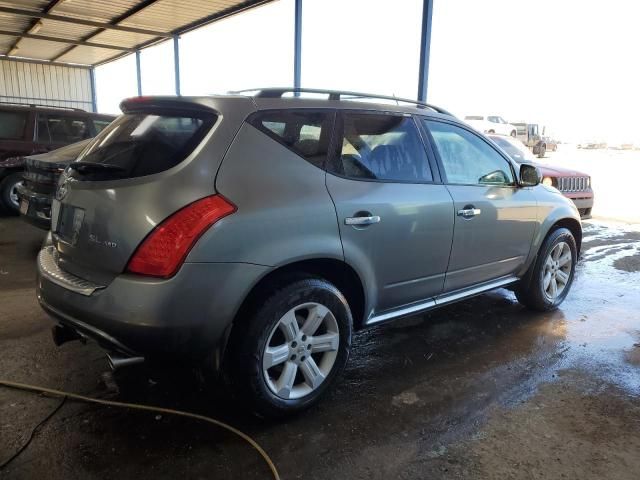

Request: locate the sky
(95, 0), (640, 144)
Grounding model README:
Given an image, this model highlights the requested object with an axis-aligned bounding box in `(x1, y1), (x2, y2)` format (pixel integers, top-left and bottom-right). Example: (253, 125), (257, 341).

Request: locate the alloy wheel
(542, 241), (572, 302)
(263, 302), (340, 400)
(9, 181), (21, 209)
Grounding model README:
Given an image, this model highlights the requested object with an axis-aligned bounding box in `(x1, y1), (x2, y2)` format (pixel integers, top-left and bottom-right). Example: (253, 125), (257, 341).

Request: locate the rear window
(72, 112), (216, 180)
(0, 110), (28, 140)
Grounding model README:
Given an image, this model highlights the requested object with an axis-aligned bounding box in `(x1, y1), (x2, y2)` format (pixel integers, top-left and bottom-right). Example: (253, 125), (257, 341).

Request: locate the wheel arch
(215, 257), (368, 372)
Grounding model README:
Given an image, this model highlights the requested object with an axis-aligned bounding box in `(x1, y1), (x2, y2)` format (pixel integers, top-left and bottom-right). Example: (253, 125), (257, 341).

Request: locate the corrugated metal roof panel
(89, 29), (157, 49)
(55, 45), (123, 66)
(36, 18), (97, 40)
(6, 37), (69, 60)
(0, 0), (274, 66)
(120, 0), (242, 31)
(51, 0), (142, 23)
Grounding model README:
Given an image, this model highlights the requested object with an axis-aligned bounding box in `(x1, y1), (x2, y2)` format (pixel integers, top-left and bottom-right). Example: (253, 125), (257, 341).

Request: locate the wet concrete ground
(1, 216), (639, 479)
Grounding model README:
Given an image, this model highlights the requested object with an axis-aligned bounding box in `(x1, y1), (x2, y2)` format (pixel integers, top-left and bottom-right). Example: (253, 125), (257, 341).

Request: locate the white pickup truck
(464, 115), (517, 137)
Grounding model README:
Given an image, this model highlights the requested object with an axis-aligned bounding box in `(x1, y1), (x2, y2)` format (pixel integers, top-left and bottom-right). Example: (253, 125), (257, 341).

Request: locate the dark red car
(489, 134), (594, 218)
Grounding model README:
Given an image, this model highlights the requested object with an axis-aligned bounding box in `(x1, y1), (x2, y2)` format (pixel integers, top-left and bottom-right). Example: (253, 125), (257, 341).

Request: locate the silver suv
(37, 89), (582, 417)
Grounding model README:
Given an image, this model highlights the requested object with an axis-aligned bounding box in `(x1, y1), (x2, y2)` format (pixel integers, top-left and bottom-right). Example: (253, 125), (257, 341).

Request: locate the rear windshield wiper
(70, 161), (127, 172)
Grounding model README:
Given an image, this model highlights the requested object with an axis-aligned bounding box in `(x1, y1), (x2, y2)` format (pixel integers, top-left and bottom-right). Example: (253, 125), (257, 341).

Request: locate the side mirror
(519, 163), (541, 186)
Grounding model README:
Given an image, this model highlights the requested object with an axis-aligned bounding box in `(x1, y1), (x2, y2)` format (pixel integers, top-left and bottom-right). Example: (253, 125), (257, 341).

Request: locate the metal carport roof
(0, 0), (274, 67)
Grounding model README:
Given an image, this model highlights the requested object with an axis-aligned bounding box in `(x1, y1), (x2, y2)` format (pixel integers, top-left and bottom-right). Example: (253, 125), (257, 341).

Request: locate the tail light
(126, 195), (236, 278)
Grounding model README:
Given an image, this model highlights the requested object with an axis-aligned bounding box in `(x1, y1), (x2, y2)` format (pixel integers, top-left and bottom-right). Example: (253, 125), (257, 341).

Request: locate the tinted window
(71, 112), (215, 180)
(248, 110), (333, 168)
(425, 120), (514, 186)
(0, 110), (28, 140)
(93, 119), (112, 133)
(330, 113), (432, 183)
(37, 115), (91, 144)
(488, 116), (500, 123)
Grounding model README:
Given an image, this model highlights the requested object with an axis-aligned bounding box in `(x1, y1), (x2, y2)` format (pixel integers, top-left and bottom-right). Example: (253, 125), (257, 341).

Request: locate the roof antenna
(392, 93), (399, 106)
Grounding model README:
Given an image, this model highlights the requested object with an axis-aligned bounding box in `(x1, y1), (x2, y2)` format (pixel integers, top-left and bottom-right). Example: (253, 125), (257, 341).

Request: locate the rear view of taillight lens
(126, 195), (236, 278)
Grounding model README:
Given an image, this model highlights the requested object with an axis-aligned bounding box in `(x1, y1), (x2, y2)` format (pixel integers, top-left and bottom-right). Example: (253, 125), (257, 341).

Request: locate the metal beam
(0, 30), (135, 52)
(135, 50), (142, 96)
(417, 0), (434, 102)
(5, 0), (62, 56)
(293, 0), (302, 91)
(89, 67), (97, 112)
(173, 36), (181, 96)
(0, 6), (172, 38)
(52, 0), (163, 62)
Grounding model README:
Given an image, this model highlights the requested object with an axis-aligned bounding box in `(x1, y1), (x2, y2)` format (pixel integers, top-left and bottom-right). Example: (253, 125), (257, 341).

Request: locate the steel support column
(135, 50), (142, 96)
(293, 0), (302, 91)
(173, 36), (181, 96)
(417, 0), (434, 102)
(89, 67), (97, 112)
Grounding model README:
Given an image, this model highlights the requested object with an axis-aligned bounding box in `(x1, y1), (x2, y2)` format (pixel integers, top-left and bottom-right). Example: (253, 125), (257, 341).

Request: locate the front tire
(515, 227), (577, 311)
(225, 277), (352, 418)
(510, 130), (517, 137)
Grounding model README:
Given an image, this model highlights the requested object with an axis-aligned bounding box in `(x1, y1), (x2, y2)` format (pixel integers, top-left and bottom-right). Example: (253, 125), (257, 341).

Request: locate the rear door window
(0, 110), (28, 140)
(71, 112), (216, 180)
(328, 112), (433, 183)
(248, 110), (334, 169)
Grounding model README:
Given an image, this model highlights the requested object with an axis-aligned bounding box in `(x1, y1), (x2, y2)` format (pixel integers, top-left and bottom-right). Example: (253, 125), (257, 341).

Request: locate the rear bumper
(36, 245), (270, 359)
(16, 183), (52, 230)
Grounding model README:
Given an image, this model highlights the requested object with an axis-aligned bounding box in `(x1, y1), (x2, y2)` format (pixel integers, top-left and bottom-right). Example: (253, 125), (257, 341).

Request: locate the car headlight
(542, 176), (554, 187)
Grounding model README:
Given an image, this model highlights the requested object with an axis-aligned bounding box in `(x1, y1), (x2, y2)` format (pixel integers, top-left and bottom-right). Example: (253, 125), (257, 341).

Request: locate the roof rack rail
(0, 100), (86, 112)
(229, 87), (454, 116)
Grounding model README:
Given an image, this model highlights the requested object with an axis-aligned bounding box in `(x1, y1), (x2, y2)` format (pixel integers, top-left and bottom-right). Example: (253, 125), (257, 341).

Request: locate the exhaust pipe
(52, 324), (82, 346)
(107, 352), (145, 371)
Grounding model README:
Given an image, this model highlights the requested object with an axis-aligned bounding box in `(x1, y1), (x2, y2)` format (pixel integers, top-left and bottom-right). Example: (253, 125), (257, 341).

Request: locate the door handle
(345, 215), (381, 226)
(457, 207), (481, 218)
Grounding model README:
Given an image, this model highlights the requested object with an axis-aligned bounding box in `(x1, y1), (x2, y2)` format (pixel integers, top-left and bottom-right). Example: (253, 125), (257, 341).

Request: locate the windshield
(488, 135), (536, 163)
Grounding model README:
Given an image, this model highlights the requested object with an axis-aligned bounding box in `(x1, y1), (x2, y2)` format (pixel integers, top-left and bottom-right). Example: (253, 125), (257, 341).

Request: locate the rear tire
(515, 228), (577, 311)
(0, 172), (23, 215)
(225, 276), (352, 418)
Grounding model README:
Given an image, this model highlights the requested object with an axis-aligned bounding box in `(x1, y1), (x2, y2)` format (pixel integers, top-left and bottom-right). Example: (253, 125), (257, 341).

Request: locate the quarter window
(330, 113), (433, 182)
(248, 110), (334, 169)
(425, 120), (515, 186)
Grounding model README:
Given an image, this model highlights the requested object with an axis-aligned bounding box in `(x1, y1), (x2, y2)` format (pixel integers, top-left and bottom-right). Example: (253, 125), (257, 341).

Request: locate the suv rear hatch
(50, 96), (253, 286)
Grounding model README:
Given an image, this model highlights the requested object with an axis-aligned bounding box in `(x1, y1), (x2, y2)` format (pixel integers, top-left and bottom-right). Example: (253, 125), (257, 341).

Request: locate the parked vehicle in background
(489, 134), (594, 218)
(37, 89), (582, 417)
(0, 103), (115, 213)
(577, 142), (607, 149)
(17, 140), (91, 229)
(511, 121), (549, 158)
(463, 115), (517, 137)
(542, 136), (558, 151)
